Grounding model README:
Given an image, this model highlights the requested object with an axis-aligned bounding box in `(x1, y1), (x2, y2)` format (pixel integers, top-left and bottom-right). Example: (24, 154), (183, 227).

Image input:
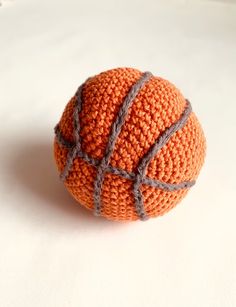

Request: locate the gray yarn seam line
(133, 98), (193, 220)
(59, 79), (88, 182)
(55, 72), (195, 220)
(93, 72), (152, 217)
(55, 124), (195, 191)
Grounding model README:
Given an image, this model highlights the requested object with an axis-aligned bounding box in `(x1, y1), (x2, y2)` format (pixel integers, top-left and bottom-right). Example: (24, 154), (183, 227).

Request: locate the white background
(0, 0), (236, 306)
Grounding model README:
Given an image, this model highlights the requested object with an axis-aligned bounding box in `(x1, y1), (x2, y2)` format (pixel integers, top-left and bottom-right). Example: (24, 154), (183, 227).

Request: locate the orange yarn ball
(54, 68), (206, 221)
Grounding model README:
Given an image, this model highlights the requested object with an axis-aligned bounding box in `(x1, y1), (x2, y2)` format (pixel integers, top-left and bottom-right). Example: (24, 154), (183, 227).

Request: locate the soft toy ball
(54, 67), (206, 221)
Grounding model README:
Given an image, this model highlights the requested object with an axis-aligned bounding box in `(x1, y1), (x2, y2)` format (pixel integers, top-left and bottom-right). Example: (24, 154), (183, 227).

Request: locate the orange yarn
(54, 68), (206, 221)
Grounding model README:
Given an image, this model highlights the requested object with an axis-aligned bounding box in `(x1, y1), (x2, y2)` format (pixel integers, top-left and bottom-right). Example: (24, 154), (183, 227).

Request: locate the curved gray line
(133, 175), (147, 220)
(59, 82), (86, 181)
(133, 99), (192, 220)
(54, 121), (195, 190)
(137, 99), (192, 174)
(59, 147), (78, 181)
(106, 166), (195, 190)
(93, 72), (153, 216)
(73, 83), (85, 150)
(54, 124), (74, 149)
(142, 177), (195, 191)
(106, 165), (135, 180)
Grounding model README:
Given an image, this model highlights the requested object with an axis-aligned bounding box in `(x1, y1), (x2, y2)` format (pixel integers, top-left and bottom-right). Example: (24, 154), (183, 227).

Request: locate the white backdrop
(0, 1), (236, 306)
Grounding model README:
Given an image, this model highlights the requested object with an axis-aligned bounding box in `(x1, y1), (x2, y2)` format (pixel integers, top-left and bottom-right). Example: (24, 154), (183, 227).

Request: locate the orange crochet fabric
(54, 68), (206, 221)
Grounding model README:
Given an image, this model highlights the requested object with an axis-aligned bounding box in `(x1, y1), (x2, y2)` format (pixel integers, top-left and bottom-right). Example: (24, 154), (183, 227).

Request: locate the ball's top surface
(54, 67), (206, 221)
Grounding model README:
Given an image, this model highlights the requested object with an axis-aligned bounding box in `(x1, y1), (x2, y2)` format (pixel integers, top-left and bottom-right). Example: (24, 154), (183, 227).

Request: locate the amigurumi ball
(54, 68), (206, 221)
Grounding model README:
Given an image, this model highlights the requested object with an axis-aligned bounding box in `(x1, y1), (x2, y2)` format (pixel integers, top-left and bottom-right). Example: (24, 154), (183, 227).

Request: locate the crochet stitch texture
(54, 67), (206, 221)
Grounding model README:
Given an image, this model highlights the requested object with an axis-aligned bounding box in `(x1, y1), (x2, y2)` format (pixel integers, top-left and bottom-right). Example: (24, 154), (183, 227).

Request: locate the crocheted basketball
(54, 68), (206, 221)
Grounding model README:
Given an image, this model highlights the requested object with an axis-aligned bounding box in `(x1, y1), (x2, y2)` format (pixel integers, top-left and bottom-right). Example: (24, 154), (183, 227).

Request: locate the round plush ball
(54, 68), (206, 221)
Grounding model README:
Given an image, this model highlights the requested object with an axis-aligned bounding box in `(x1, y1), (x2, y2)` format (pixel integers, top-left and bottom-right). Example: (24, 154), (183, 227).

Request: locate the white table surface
(0, 0), (236, 306)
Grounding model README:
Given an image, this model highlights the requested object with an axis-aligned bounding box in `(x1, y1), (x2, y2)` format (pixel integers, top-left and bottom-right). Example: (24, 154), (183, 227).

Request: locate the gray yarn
(133, 99), (192, 220)
(54, 126), (195, 191)
(59, 80), (89, 181)
(54, 124), (74, 149)
(93, 72), (152, 216)
(55, 72), (194, 220)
